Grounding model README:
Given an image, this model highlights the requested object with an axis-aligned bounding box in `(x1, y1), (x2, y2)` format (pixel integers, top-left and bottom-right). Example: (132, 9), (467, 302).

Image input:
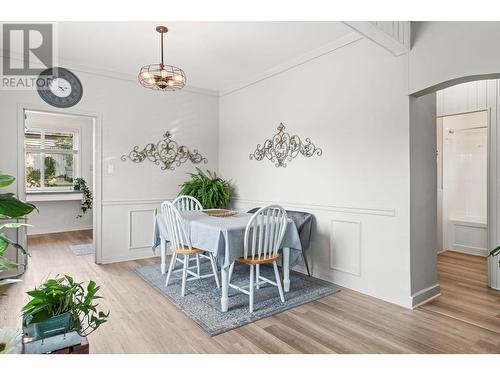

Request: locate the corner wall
(409, 93), (440, 306)
(219, 37), (413, 307)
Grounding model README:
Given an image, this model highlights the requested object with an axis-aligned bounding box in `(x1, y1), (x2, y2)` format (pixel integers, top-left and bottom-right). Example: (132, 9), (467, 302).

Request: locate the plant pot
(24, 312), (72, 340)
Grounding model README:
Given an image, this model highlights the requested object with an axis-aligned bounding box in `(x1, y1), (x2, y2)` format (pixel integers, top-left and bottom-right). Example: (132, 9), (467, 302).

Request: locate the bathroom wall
(441, 111), (488, 256)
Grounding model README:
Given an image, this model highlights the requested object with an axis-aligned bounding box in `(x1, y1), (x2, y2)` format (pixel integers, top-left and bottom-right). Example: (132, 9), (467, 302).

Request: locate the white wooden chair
(172, 195), (205, 279)
(173, 195), (203, 211)
(161, 201), (220, 296)
(228, 205), (287, 312)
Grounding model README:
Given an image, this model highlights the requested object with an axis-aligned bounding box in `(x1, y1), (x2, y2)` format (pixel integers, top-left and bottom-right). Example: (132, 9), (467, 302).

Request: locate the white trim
(102, 198), (173, 206)
(411, 283), (441, 308)
(26, 192), (83, 202)
(232, 197), (395, 217)
(449, 246), (488, 257)
(128, 208), (158, 250)
(27, 225), (92, 236)
(100, 250), (159, 265)
(219, 32), (364, 97)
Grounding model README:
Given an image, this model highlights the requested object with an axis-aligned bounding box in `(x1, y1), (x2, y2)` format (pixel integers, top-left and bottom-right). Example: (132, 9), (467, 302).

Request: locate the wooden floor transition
(1, 231), (500, 353)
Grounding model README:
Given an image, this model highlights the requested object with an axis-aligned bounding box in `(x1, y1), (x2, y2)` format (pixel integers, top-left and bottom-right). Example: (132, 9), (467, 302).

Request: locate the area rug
(133, 260), (338, 336)
(69, 243), (94, 256)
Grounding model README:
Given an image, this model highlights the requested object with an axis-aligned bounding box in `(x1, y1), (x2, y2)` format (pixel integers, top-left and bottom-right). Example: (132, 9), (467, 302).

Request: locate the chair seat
(237, 254), (280, 265)
(172, 245), (203, 255)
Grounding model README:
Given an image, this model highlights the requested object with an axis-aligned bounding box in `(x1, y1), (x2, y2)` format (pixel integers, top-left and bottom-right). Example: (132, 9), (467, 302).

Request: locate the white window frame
(24, 127), (80, 193)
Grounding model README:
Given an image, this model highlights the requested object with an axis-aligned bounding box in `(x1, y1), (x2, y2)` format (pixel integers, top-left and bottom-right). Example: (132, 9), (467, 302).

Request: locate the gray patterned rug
(69, 243), (94, 256)
(133, 260), (338, 336)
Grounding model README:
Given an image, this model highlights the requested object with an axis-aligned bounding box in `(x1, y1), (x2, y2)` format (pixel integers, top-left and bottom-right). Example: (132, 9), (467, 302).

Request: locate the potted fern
(179, 169), (232, 209)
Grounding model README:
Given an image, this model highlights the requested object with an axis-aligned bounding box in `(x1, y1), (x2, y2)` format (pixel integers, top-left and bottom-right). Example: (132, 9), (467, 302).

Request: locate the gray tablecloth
(152, 211), (303, 267)
(247, 208), (313, 251)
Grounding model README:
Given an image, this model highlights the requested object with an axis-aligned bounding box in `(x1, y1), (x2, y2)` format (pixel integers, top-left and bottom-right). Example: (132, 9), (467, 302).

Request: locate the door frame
(17, 103), (103, 264)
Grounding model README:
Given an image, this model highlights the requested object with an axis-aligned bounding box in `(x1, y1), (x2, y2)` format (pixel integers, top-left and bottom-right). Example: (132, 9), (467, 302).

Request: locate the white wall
(219, 37), (414, 307)
(410, 22), (500, 95)
(0, 70), (219, 263)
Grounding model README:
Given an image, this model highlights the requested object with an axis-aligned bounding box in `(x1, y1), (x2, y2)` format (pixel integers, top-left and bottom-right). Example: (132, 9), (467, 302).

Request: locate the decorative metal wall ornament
(249, 123), (323, 168)
(121, 131), (207, 171)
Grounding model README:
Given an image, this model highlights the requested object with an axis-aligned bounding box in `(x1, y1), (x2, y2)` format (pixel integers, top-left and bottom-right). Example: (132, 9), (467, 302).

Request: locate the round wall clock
(37, 67), (83, 108)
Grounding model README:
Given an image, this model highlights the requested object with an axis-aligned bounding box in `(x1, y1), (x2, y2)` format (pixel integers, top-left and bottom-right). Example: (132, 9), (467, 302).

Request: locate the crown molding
(219, 32), (363, 97)
(0, 52), (219, 97)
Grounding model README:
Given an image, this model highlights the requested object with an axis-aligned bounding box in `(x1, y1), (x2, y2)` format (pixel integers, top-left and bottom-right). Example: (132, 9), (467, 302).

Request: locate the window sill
(26, 191), (83, 202)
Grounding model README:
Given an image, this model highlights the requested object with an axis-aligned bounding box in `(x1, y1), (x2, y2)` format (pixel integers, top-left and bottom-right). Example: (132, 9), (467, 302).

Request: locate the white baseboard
(450, 245), (488, 257)
(27, 226), (93, 236)
(411, 283), (441, 308)
(99, 249), (159, 264)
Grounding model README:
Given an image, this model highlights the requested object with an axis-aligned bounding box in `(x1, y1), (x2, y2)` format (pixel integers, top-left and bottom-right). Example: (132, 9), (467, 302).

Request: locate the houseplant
(0, 173), (36, 273)
(22, 275), (109, 339)
(490, 245), (500, 266)
(73, 178), (93, 218)
(179, 168), (232, 209)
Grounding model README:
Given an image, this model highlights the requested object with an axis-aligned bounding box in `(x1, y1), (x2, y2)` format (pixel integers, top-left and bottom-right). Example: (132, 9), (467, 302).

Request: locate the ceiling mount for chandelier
(138, 26), (186, 91)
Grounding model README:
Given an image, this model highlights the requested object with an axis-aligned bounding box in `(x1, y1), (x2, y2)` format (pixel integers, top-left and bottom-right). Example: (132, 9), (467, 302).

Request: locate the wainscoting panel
(100, 200), (165, 264)
(129, 208), (158, 250)
(230, 198), (411, 307)
(330, 220), (362, 276)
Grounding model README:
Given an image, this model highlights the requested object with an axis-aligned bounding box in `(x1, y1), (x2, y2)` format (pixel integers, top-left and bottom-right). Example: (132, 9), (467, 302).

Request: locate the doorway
(437, 110), (488, 258)
(417, 85), (500, 332)
(19, 108), (100, 265)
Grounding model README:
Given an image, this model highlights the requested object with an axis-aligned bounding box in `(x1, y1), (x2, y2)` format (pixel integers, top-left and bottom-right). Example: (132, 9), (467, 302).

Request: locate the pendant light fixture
(138, 26), (186, 91)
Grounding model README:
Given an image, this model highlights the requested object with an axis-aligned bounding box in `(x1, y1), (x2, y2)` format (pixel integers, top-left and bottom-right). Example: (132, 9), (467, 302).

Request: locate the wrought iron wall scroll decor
(249, 123), (323, 168)
(121, 131), (207, 171)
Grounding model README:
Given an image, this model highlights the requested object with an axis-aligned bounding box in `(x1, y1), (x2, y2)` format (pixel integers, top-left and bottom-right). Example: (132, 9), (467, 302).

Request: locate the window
(25, 128), (79, 191)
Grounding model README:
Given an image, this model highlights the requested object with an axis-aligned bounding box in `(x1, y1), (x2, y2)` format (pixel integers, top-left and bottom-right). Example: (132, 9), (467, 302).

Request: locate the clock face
(37, 67), (83, 108)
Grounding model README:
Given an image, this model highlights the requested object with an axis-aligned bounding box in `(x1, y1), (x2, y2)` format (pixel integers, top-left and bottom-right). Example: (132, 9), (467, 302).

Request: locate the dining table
(152, 210), (303, 312)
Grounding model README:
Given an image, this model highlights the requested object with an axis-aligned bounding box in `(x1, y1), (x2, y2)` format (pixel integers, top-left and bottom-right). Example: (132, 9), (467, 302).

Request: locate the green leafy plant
(44, 156), (56, 180)
(179, 168), (232, 209)
(490, 245), (500, 268)
(0, 173), (36, 271)
(22, 275), (109, 337)
(73, 178), (93, 218)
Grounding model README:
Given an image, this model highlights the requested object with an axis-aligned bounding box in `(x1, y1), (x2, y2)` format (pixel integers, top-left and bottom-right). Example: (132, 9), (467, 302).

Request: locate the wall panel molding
(329, 219), (362, 276)
(232, 197), (395, 217)
(102, 198), (174, 206)
(128, 208), (158, 250)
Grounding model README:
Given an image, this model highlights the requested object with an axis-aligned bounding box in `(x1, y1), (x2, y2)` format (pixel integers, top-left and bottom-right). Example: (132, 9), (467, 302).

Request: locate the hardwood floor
(420, 251), (500, 334)
(1, 232), (500, 353)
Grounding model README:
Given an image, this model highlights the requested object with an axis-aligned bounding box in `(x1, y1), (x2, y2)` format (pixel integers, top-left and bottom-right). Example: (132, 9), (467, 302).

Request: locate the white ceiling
(55, 22), (353, 92)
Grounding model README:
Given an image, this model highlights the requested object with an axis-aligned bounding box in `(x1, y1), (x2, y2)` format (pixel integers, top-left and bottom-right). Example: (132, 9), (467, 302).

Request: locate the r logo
(2, 24), (53, 75)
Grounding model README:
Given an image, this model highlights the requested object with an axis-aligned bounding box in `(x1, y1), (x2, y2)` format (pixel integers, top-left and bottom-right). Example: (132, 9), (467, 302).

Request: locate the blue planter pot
(24, 312), (72, 340)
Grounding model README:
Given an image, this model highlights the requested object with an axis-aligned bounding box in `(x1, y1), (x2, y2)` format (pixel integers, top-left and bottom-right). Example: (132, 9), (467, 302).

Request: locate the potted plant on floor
(0, 173), (36, 278)
(22, 275), (109, 342)
(179, 168), (232, 209)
